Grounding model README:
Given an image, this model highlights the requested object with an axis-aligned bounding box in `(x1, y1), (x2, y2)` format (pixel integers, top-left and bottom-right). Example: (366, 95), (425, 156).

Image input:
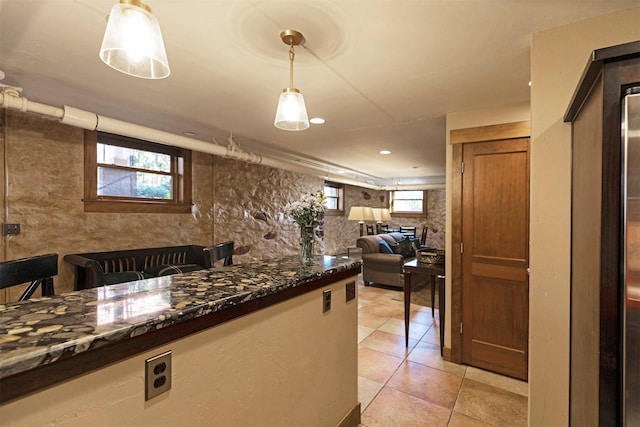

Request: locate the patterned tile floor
(357, 278), (528, 427)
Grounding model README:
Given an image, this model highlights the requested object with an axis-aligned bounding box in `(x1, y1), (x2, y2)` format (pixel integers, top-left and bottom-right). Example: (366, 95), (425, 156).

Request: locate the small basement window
(84, 131), (192, 213)
(324, 181), (345, 215)
(389, 190), (426, 217)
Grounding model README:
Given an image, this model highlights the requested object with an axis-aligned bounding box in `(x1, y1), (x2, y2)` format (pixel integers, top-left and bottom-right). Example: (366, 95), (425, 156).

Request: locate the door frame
(449, 121), (530, 363)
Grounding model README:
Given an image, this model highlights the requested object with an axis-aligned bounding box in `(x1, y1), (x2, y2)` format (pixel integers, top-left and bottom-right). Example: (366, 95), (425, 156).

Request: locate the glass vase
(299, 225), (315, 264)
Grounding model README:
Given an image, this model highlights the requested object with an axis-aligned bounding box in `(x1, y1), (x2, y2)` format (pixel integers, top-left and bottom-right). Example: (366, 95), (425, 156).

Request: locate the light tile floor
(357, 278), (528, 427)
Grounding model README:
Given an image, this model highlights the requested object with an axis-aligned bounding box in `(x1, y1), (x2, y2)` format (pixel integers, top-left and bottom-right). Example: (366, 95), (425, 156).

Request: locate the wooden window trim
(324, 181), (345, 216)
(84, 131), (192, 214)
(389, 190), (427, 217)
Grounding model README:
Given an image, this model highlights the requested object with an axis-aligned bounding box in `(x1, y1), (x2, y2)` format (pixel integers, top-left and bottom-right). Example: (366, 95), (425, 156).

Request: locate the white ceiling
(1, 0), (638, 188)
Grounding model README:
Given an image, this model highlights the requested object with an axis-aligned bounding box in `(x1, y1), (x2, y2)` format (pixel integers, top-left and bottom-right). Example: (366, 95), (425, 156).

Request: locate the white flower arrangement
(284, 192), (327, 227)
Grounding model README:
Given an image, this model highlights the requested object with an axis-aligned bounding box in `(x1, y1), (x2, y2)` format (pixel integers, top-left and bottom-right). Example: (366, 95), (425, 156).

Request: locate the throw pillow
(379, 241), (394, 254)
(390, 242), (403, 257)
(392, 238), (415, 258)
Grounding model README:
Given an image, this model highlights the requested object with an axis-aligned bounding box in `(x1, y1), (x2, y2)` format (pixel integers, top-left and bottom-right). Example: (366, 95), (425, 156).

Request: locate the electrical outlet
(2, 223), (20, 236)
(345, 281), (356, 302)
(145, 350), (172, 401)
(323, 289), (332, 313)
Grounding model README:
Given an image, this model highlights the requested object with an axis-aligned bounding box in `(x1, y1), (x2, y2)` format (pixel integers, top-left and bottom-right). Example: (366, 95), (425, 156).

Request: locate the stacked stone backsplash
(0, 109), (445, 302)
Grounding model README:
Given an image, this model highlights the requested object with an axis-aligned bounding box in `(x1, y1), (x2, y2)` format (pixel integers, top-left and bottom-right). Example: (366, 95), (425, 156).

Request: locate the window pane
(97, 143), (171, 173)
(391, 190), (424, 213)
(324, 186), (338, 197)
(98, 167), (172, 199)
(394, 200), (422, 212)
(326, 198), (338, 210)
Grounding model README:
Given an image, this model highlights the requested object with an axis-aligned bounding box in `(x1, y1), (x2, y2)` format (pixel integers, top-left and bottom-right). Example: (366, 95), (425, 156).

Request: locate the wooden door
(461, 137), (530, 380)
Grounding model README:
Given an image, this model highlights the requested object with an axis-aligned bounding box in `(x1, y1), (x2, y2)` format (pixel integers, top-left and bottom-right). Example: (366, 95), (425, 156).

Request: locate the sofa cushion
(380, 233), (401, 246)
(144, 264), (203, 277)
(103, 271), (152, 286)
(379, 241), (394, 254)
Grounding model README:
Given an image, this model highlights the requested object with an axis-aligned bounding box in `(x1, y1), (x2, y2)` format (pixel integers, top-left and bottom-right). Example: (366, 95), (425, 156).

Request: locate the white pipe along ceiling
(0, 85), (441, 191)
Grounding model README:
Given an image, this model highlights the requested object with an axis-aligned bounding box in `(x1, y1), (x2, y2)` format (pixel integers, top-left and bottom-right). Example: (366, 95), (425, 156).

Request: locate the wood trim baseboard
(338, 402), (361, 427)
(450, 121), (530, 144)
(442, 346), (452, 361)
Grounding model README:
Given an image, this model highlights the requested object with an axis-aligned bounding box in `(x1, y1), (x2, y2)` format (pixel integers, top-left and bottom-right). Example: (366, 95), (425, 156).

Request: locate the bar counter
(0, 255), (361, 407)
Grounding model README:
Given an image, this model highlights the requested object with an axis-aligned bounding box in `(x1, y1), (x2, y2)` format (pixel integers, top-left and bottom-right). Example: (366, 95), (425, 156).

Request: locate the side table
(403, 259), (445, 355)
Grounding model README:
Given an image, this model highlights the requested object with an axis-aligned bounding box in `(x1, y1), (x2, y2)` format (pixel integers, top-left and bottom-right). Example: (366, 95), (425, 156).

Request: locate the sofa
(356, 232), (420, 288)
(64, 245), (208, 290)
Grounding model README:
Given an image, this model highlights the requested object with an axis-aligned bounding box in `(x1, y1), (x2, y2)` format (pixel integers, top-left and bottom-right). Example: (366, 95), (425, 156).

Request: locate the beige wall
(2, 277), (359, 426)
(529, 7), (640, 426)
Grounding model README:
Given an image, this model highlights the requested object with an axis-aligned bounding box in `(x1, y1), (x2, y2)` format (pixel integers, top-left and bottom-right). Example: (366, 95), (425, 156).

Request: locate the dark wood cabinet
(565, 40), (640, 427)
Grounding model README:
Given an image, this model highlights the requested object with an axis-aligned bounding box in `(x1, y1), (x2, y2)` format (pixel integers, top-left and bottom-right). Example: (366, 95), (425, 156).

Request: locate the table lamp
(348, 206), (375, 236)
(372, 208), (392, 233)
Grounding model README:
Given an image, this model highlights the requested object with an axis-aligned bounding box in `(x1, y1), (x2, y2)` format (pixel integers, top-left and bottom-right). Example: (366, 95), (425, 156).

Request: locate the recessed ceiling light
(379, 150), (391, 155)
(310, 117), (325, 124)
(337, 170), (345, 174)
(528, 81), (532, 87)
(183, 131), (197, 137)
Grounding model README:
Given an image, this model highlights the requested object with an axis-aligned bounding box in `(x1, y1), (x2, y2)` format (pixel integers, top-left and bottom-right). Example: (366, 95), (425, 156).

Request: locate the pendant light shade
(274, 30), (309, 131)
(275, 88), (309, 131)
(99, 0), (170, 79)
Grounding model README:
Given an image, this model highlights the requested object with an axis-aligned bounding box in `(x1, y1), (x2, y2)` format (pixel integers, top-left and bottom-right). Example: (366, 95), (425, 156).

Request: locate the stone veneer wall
(211, 156), (325, 261)
(0, 110), (214, 301)
(211, 159), (446, 261)
(0, 109), (446, 302)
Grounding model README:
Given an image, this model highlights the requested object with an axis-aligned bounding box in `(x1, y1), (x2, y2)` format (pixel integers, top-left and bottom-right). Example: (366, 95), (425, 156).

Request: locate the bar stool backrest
(0, 253), (58, 301)
(204, 241), (234, 267)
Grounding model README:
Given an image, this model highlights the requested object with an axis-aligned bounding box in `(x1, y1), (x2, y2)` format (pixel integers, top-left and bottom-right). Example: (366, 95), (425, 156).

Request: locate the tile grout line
(359, 283), (441, 415)
(360, 320), (431, 414)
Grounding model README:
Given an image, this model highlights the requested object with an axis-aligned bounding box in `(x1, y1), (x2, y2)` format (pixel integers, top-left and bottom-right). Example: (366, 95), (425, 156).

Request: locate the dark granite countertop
(0, 255), (361, 382)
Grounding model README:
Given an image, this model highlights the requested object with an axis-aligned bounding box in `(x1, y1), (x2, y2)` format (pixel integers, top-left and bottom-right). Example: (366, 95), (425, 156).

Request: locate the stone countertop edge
(0, 256), (362, 388)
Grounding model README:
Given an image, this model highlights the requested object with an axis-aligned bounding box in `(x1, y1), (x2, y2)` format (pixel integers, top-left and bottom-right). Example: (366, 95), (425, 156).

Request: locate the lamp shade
(372, 208), (392, 222)
(274, 88), (310, 131)
(348, 206), (375, 222)
(99, 0), (170, 79)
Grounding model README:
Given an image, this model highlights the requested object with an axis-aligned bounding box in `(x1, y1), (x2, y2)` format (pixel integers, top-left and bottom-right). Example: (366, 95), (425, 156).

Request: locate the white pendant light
(274, 30), (309, 131)
(99, 0), (170, 79)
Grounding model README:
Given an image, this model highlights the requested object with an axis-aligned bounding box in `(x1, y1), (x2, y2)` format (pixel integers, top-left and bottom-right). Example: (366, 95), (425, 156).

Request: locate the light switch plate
(346, 281), (356, 302)
(323, 289), (332, 313)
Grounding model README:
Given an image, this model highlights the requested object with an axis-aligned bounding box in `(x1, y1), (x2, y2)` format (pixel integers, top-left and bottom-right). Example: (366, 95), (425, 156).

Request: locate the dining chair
(420, 225), (429, 247)
(377, 223), (389, 234)
(0, 253), (58, 301)
(399, 226), (417, 238)
(204, 241), (234, 267)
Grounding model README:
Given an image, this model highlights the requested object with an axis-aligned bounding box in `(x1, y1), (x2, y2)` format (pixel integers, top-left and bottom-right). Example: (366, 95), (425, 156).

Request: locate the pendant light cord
(289, 44), (295, 89)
